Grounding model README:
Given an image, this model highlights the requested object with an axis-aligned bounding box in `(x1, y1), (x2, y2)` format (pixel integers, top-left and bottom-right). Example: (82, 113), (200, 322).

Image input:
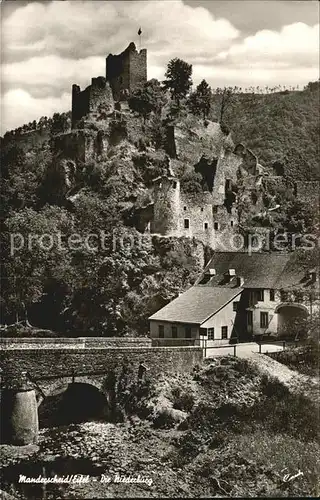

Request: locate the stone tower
(151, 175), (180, 235)
(106, 42), (147, 101)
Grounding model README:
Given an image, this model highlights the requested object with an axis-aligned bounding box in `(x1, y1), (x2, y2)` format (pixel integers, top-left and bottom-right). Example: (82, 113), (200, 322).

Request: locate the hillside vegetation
(1, 80), (319, 336)
(213, 85), (320, 181)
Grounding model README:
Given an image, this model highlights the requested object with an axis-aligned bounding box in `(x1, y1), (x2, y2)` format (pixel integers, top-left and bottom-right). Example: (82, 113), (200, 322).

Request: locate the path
(207, 342), (319, 404)
(248, 353), (319, 403)
(206, 342), (283, 359)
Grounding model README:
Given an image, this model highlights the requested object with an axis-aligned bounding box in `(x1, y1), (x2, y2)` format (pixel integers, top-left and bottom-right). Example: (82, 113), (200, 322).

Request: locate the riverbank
(1, 356), (319, 498)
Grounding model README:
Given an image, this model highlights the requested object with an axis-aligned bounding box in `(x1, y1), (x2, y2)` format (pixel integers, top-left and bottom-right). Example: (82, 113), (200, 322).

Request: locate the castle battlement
(71, 42), (147, 128)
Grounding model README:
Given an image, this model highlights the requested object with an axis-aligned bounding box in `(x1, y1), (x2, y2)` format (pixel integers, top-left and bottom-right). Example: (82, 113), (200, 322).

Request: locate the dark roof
(149, 286), (242, 324)
(199, 252), (317, 290)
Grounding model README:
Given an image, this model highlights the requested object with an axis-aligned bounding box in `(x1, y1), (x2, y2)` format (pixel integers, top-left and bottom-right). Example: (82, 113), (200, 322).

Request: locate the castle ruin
(71, 42), (147, 128)
(49, 40), (283, 250)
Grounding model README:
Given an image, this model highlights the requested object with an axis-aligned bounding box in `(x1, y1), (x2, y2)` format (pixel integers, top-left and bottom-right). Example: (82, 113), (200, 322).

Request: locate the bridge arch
(38, 381), (110, 428)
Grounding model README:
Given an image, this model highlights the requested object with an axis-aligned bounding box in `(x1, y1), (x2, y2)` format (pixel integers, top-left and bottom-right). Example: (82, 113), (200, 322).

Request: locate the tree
(51, 112), (71, 135)
(215, 86), (238, 122)
(3, 206), (75, 326)
(163, 58), (192, 104)
(188, 79), (212, 118)
(128, 79), (163, 121)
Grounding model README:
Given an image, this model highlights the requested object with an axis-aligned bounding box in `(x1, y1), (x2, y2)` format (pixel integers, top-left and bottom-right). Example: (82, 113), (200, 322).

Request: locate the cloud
(191, 22), (319, 88)
(2, 0), (239, 63)
(2, 55), (105, 97)
(215, 22), (319, 70)
(1, 89), (71, 134)
(1, 1), (319, 133)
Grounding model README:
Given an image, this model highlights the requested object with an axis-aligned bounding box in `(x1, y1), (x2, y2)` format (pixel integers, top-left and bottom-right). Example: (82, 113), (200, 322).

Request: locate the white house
(149, 251), (319, 346)
(149, 286), (242, 346)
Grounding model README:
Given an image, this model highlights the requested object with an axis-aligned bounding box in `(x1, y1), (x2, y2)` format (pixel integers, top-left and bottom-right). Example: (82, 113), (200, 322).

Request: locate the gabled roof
(199, 252), (317, 290)
(149, 286), (242, 324)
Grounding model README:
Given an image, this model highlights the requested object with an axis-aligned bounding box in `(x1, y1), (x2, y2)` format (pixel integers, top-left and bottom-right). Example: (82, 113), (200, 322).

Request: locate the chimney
(236, 276), (245, 287)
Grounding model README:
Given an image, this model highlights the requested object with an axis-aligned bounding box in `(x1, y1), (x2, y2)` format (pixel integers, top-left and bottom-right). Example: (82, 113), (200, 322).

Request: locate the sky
(1, 0), (319, 133)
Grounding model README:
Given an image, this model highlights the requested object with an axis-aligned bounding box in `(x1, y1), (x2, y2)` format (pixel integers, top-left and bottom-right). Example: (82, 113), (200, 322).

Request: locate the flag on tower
(138, 27), (142, 35)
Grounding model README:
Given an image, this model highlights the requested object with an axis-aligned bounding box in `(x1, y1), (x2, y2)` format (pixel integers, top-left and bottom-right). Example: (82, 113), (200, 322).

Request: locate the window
(226, 179), (231, 191)
(214, 222), (219, 230)
(185, 326), (192, 338)
(260, 312), (269, 328)
(183, 206), (187, 211)
(281, 290), (288, 301)
(201, 207), (204, 212)
(221, 326), (228, 339)
(247, 311), (253, 326)
(171, 326), (178, 338)
(172, 181), (177, 189)
(270, 289), (275, 301)
(230, 220), (234, 227)
(233, 302), (239, 312)
(207, 328), (215, 340)
(204, 222), (208, 230)
(158, 325), (164, 338)
(200, 328), (207, 337)
(184, 219), (190, 229)
(256, 289), (264, 302)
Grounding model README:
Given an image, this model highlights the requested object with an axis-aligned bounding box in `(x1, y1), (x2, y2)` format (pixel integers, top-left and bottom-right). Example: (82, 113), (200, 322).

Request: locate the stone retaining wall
(0, 337), (152, 350)
(0, 346), (203, 382)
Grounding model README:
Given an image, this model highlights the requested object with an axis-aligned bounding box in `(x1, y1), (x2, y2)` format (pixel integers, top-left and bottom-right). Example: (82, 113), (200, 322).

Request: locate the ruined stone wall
(52, 130), (97, 164)
(212, 151), (241, 204)
(173, 122), (222, 166)
(6, 129), (50, 152)
(53, 131), (86, 163)
(211, 156), (226, 205)
(89, 77), (114, 114)
(72, 84), (90, 128)
(72, 78), (113, 128)
(165, 125), (177, 158)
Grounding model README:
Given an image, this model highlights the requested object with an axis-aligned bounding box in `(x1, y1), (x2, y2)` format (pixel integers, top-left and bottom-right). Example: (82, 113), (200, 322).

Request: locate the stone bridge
(0, 339), (203, 445)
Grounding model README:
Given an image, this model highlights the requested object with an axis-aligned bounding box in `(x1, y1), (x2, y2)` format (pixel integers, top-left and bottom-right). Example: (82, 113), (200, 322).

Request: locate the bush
(268, 344), (320, 377)
(153, 408), (177, 429)
(171, 387), (195, 412)
(180, 170), (203, 194)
